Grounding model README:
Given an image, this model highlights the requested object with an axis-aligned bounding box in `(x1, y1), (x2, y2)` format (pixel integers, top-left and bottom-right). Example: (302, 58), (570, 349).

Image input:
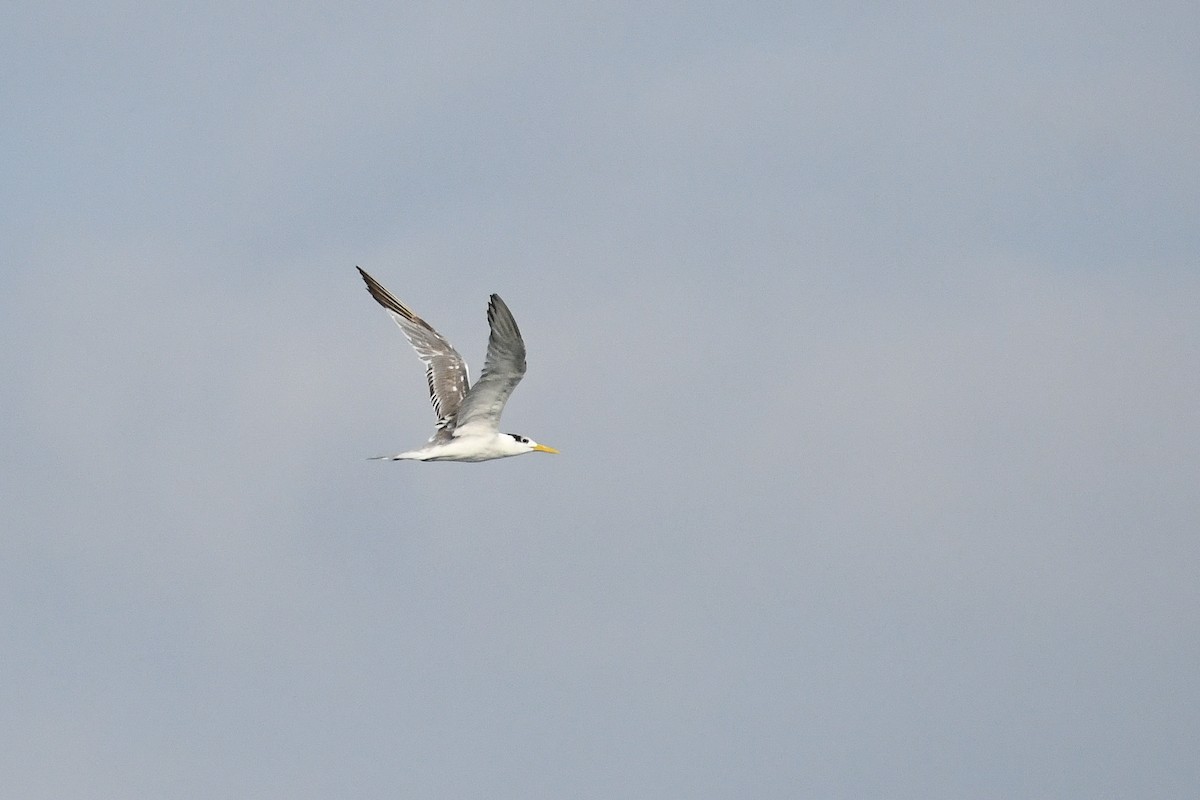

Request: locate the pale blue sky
(3, 3), (1198, 798)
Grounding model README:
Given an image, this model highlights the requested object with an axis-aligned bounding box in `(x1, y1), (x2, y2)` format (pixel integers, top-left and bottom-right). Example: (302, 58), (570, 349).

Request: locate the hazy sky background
(3, 2), (1198, 798)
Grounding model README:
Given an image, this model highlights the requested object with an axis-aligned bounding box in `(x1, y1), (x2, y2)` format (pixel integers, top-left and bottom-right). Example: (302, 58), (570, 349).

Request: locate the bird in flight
(356, 267), (559, 462)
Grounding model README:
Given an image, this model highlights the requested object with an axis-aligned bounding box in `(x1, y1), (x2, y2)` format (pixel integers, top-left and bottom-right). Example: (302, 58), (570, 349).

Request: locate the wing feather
(356, 267), (470, 425)
(452, 294), (527, 436)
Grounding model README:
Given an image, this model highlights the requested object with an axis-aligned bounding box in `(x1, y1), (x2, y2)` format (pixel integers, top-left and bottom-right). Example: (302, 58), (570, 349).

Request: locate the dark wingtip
(356, 267), (398, 311)
(487, 293), (509, 319)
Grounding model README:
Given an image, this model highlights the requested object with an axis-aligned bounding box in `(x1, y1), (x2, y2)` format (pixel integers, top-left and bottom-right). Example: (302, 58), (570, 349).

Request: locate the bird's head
(504, 433), (559, 455)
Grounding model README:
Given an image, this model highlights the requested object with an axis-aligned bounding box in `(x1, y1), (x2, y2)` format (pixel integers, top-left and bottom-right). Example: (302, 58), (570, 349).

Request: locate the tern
(357, 267), (559, 462)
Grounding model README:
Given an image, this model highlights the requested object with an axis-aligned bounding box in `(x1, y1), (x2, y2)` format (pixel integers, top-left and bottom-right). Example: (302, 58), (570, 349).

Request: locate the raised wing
(357, 267), (470, 425)
(452, 294), (527, 436)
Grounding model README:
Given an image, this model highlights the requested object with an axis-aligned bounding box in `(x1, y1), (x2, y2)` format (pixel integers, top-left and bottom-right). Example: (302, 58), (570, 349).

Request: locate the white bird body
(381, 432), (544, 462)
(357, 267), (558, 462)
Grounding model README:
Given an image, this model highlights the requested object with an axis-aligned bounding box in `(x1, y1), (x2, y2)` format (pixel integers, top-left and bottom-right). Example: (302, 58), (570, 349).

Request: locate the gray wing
(451, 294), (527, 436)
(357, 267), (470, 427)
